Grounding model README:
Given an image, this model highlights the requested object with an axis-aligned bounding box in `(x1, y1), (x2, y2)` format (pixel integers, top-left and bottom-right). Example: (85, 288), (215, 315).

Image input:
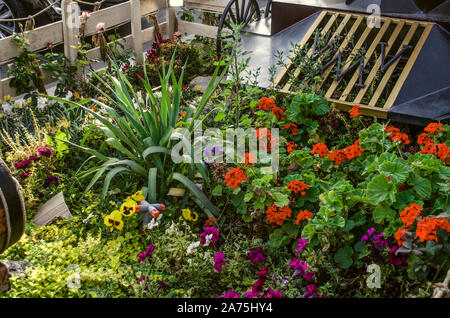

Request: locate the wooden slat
(0, 21), (63, 63)
(178, 20), (218, 38)
(273, 10), (327, 88)
(331, 18), (391, 99)
(352, 20), (405, 103)
(368, 22), (418, 106)
(383, 23), (433, 109)
(318, 15), (363, 90)
(184, 0), (230, 12)
(283, 12), (338, 91)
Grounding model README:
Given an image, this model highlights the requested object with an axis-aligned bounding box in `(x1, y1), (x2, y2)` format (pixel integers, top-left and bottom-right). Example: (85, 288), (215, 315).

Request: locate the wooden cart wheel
(216, 0), (261, 56)
(0, 159), (26, 254)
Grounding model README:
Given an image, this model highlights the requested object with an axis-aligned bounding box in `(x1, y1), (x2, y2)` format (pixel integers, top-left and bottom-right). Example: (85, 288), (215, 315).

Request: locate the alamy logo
(66, 264), (81, 290)
(366, 264), (381, 288)
(170, 121), (280, 174)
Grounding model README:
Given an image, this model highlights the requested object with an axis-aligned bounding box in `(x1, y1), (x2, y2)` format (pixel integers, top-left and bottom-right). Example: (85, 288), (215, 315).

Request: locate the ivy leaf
(334, 246), (354, 269)
(367, 175), (397, 205)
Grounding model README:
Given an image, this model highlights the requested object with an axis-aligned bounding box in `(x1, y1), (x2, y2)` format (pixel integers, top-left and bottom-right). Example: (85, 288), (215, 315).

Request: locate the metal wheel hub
(0, 0), (15, 39)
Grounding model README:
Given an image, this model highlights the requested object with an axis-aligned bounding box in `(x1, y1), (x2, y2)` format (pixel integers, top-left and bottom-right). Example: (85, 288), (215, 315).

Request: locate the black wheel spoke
(235, 0), (241, 24)
(229, 9), (237, 24)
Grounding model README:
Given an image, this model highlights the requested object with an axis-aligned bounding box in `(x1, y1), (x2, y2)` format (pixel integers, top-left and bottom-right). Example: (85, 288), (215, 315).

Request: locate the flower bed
(0, 30), (449, 299)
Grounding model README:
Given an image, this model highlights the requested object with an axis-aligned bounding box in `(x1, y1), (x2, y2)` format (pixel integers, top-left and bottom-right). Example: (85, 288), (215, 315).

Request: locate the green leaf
(269, 229), (284, 248)
(172, 173), (219, 217)
(212, 185), (223, 196)
(378, 159), (411, 184)
(373, 204), (395, 223)
(334, 246), (354, 269)
(272, 191), (290, 207)
(412, 175), (431, 199)
(214, 112), (226, 122)
(366, 175), (397, 205)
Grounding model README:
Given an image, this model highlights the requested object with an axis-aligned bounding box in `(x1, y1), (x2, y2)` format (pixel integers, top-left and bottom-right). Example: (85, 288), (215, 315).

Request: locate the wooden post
(131, 0), (143, 65)
(61, 0), (80, 64)
(166, 1), (177, 38)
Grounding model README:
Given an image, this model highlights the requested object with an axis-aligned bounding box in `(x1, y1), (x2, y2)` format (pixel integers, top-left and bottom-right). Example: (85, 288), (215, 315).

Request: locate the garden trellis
(0, 0), (224, 99)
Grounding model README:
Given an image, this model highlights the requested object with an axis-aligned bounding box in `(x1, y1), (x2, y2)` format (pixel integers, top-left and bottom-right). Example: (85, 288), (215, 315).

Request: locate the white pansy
(2, 102), (12, 114)
(37, 97), (47, 110)
(204, 233), (213, 246)
(166, 223), (175, 234)
(186, 241), (201, 255)
(147, 218), (159, 230)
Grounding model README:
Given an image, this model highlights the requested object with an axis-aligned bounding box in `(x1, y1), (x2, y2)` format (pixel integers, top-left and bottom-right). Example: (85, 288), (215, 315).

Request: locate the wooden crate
(274, 10), (434, 118)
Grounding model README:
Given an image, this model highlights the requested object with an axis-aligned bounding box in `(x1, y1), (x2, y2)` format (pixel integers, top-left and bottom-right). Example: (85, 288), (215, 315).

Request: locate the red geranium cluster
(417, 123), (449, 163)
(311, 143), (329, 157)
(311, 139), (363, 165)
(286, 141), (297, 153)
(385, 126), (411, 145)
(282, 123), (298, 136)
(295, 210), (314, 225)
(258, 97), (284, 120)
(349, 105), (361, 117)
(258, 97), (276, 111)
(286, 180), (309, 196)
(224, 166), (248, 189)
(395, 203), (450, 245)
(266, 204), (292, 226)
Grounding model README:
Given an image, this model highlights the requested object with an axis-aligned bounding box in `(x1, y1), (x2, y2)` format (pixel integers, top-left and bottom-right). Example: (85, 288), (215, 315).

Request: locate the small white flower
(65, 91), (73, 100)
(2, 102), (12, 114)
(147, 218), (159, 230)
(165, 223), (175, 234)
(204, 233), (213, 246)
(37, 97), (46, 110)
(82, 213), (95, 223)
(186, 241), (201, 255)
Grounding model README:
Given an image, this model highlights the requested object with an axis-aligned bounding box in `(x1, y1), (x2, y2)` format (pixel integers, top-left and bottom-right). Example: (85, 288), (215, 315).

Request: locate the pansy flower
(131, 190), (145, 202)
(104, 210), (124, 231)
(120, 199), (137, 217)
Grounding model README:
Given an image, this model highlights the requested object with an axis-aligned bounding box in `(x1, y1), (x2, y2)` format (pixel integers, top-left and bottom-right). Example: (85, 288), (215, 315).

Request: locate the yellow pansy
(120, 200), (137, 217)
(131, 190), (145, 202)
(104, 210), (124, 231)
(182, 209), (198, 222)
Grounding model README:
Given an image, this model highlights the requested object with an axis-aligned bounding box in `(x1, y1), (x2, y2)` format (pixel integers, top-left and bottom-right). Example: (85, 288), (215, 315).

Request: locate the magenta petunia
(200, 226), (220, 246)
(37, 147), (53, 158)
(219, 290), (239, 298)
(248, 247), (266, 264)
(213, 252), (227, 273)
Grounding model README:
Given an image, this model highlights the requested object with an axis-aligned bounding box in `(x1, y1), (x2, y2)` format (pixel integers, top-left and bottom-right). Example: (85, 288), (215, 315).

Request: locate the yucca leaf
(172, 172), (219, 217)
(142, 146), (171, 160)
(148, 168), (157, 202)
(102, 167), (130, 198)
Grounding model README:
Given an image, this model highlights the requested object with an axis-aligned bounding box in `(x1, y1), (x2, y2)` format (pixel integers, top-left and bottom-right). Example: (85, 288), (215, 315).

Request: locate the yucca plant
(44, 53), (228, 218)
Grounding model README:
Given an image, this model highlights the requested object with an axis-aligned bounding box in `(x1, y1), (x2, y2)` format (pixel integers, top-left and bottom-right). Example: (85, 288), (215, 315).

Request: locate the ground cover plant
(0, 26), (449, 299)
